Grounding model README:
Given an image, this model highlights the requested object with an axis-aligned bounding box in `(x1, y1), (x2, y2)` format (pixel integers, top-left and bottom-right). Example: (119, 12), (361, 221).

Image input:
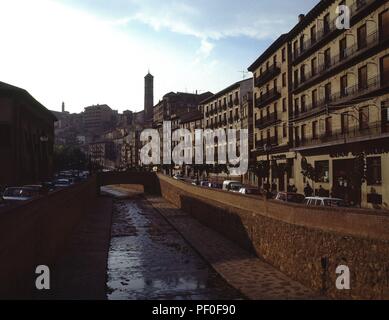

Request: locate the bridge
(0, 171), (389, 300)
(96, 171), (161, 195)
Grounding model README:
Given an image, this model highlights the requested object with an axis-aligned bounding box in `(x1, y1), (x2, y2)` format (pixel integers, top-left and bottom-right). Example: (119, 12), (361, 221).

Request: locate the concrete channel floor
(40, 185), (321, 300)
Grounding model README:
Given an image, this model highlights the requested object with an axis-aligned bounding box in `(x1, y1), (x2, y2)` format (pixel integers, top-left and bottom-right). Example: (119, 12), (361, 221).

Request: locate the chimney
(62, 102), (65, 113)
(298, 14), (305, 22)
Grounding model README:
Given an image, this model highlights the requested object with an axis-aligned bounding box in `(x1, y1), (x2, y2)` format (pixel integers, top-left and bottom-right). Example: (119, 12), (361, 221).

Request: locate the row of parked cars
(173, 175), (348, 208)
(0, 171), (89, 206)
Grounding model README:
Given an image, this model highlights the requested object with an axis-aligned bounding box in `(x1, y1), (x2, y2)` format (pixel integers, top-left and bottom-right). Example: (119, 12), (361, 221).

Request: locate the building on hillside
(0, 81), (57, 187)
(83, 104), (117, 134)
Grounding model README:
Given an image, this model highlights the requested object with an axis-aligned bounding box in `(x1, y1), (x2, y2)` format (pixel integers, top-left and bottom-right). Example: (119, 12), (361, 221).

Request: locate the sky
(0, 0), (317, 113)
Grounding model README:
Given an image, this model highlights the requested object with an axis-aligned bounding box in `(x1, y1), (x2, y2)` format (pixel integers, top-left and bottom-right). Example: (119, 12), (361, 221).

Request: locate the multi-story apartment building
(200, 78), (252, 182)
(153, 91), (213, 174)
(248, 34), (294, 193)
(179, 110), (203, 178)
(289, 0), (389, 208)
(83, 104), (117, 134)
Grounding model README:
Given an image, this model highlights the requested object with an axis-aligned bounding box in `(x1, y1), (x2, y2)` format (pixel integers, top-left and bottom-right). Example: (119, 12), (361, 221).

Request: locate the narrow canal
(103, 186), (242, 300)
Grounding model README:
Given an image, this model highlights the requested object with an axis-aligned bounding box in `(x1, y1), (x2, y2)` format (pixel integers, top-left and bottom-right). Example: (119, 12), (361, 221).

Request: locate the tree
(54, 145), (88, 172)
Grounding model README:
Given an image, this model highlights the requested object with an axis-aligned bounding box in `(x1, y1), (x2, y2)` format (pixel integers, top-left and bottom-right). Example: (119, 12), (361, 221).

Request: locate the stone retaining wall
(158, 174), (389, 299)
(0, 178), (97, 299)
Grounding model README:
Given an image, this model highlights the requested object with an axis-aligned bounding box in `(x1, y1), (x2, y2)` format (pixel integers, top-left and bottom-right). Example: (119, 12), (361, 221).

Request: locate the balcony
(293, 31), (380, 92)
(228, 118), (233, 124)
(292, 75), (382, 121)
(255, 137), (279, 150)
(294, 121), (389, 149)
(255, 63), (281, 88)
(228, 101), (233, 108)
(291, 0), (377, 64)
(255, 112), (280, 129)
(255, 87), (281, 108)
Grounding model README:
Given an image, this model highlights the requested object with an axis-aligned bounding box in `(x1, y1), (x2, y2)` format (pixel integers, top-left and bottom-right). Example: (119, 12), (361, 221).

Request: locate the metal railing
(292, 75), (381, 120)
(295, 120), (389, 148)
(255, 63), (281, 88)
(255, 87), (281, 108)
(293, 31), (379, 90)
(255, 112), (279, 129)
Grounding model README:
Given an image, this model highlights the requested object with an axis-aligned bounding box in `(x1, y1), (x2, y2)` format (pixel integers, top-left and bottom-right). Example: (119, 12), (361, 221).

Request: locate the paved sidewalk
(146, 196), (321, 300)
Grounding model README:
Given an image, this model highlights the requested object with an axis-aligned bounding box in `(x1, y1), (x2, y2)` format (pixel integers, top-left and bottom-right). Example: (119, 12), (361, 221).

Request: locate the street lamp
(263, 143), (272, 199)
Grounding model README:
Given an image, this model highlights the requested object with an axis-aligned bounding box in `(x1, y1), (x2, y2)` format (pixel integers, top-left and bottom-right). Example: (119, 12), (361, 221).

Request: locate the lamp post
(264, 143), (272, 199)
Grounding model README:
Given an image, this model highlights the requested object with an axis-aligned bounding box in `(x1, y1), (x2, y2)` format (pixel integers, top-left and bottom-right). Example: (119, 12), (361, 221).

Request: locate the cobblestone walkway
(146, 195), (321, 300)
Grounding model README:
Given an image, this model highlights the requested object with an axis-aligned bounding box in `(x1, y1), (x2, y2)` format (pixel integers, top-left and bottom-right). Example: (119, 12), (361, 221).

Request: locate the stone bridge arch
(96, 171), (161, 195)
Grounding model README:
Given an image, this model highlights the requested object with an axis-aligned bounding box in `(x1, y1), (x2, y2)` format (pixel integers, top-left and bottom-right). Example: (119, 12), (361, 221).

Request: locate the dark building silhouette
(0, 81), (57, 188)
(144, 72), (154, 122)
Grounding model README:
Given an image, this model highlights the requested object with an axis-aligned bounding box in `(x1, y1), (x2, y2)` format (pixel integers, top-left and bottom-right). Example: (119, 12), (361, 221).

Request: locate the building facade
(200, 78), (252, 183)
(0, 81), (56, 187)
(248, 34), (294, 193)
(288, 0), (389, 208)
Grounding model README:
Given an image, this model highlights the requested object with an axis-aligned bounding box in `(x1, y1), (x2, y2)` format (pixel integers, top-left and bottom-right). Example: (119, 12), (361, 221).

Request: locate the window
(273, 54), (277, 65)
(339, 37), (347, 60)
(301, 95), (307, 112)
(315, 161), (329, 183)
(325, 117), (332, 136)
(282, 98), (287, 112)
(282, 73), (287, 87)
(300, 35), (305, 52)
(0, 123), (11, 148)
(357, 24), (367, 50)
(340, 75), (348, 97)
(324, 48), (331, 69)
(312, 89), (318, 108)
(367, 157), (382, 185)
(379, 9), (389, 41)
(381, 55), (389, 85)
(293, 40), (298, 57)
(323, 13), (330, 33)
(312, 121), (318, 139)
(301, 125), (306, 142)
(294, 98), (299, 114)
(300, 65), (306, 83)
(358, 65), (368, 90)
(341, 112), (349, 134)
(311, 25), (317, 44)
(311, 57), (318, 76)
(359, 106), (369, 130)
(282, 47), (286, 62)
(283, 123), (287, 138)
(324, 83), (332, 103)
(294, 69), (299, 87)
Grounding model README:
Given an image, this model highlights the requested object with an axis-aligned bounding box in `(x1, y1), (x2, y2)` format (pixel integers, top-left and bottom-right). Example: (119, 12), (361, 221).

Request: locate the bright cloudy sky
(0, 0), (317, 113)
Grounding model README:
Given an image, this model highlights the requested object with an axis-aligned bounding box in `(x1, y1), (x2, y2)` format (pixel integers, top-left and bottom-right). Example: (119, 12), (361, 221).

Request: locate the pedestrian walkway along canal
(102, 186), (242, 300)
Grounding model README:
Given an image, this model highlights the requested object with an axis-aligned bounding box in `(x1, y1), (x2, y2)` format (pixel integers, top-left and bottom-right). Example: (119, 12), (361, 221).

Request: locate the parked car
(304, 197), (347, 207)
(208, 182), (223, 189)
(173, 174), (185, 181)
(275, 192), (305, 204)
(222, 180), (243, 192)
(191, 179), (200, 186)
(239, 187), (261, 195)
(42, 181), (56, 191)
(2, 187), (41, 202)
(54, 179), (72, 188)
(23, 185), (47, 195)
(200, 181), (209, 187)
